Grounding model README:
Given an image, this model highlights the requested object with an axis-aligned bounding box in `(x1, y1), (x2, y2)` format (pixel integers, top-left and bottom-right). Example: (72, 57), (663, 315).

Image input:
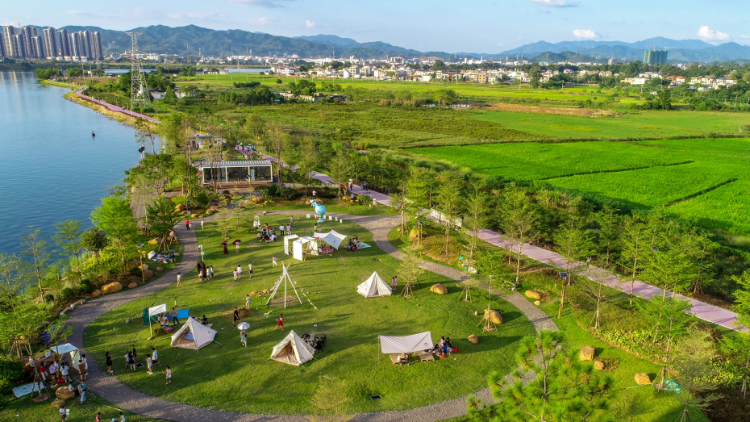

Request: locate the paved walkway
(74, 87), (162, 124)
(67, 209), (554, 422)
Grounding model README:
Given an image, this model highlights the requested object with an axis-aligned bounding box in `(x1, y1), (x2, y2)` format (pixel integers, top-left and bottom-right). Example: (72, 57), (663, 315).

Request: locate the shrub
(0, 360), (24, 395)
(44, 294), (55, 303)
(79, 279), (94, 293)
(129, 267), (142, 277)
(61, 287), (74, 300)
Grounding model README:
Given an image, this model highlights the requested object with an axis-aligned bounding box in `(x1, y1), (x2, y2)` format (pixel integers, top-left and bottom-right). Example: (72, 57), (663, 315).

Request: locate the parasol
(220, 240), (228, 246)
(237, 322), (250, 330)
(232, 239), (242, 245)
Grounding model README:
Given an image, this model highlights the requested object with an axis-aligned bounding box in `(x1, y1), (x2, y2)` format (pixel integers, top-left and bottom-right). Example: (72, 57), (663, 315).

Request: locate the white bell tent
(269, 330), (316, 366)
(357, 272), (392, 298)
(170, 317), (217, 350)
(379, 332), (434, 354)
(318, 230), (348, 250)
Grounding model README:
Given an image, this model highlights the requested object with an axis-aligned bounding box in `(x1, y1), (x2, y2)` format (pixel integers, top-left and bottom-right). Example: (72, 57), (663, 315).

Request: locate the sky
(3, 0), (749, 53)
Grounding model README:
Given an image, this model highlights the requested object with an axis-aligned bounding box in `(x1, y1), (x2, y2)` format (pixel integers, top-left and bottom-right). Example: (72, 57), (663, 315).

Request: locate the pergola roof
(201, 160), (272, 167)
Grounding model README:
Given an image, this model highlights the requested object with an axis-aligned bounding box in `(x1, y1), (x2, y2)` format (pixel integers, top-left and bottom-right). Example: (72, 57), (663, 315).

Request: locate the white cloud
(306, 20), (315, 28)
(225, 0), (296, 8)
(697, 26), (730, 42)
(573, 29), (599, 39)
(168, 12), (220, 20)
(531, 0), (579, 7)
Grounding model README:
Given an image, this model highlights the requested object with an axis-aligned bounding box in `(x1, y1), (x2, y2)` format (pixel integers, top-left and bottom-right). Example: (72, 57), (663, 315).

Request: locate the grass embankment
(83, 213), (534, 415)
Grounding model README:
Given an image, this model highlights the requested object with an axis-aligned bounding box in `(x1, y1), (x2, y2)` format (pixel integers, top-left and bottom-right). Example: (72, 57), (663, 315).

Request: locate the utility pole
(126, 32), (150, 110)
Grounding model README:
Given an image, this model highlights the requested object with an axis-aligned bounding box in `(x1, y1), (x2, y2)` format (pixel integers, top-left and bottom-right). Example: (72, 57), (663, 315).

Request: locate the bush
(0, 360), (24, 395)
(79, 279), (94, 293)
(44, 294), (55, 303)
(61, 287), (74, 300)
(129, 267), (142, 277)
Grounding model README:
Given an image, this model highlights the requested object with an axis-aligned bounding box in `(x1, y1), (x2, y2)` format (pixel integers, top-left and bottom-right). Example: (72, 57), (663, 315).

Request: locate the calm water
(0, 71), (158, 254)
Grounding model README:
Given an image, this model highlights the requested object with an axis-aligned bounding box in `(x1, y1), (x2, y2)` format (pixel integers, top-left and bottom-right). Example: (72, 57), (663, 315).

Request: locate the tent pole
(284, 269), (288, 309)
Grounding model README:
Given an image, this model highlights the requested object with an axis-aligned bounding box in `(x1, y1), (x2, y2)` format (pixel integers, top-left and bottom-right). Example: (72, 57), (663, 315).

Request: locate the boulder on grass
(525, 290), (542, 300)
(594, 361), (606, 371)
(635, 373), (651, 385)
(262, 289), (270, 294)
(534, 300), (541, 306)
(484, 310), (503, 325)
(143, 270), (154, 281)
(91, 289), (103, 298)
(175, 204), (187, 212)
(468, 334), (479, 344)
(101, 282), (122, 294)
(51, 399), (66, 409)
(579, 346), (596, 361)
(55, 386), (75, 400)
(156, 267), (165, 272)
(209, 205), (220, 212)
(430, 284), (448, 295)
(127, 282), (139, 289)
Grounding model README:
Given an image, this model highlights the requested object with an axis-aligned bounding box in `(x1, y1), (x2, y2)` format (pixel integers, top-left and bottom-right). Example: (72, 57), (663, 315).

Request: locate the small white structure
(292, 236), (318, 261)
(357, 272), (392, 298)
(379, 332), (434, 354)
(284, 235), (300, 255)
(270, 330), (316, 366)
(50, 343), (81, 365)
(170, 317), (217, 350)
(318, 230), (348, 250)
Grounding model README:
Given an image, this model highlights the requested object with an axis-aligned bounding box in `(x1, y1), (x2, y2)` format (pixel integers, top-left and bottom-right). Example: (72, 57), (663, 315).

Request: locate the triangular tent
(318, 230), (347, 250)
(379, 332), (434, 354)
(270, 330), (316, 366)
(170, 317), (217, 350)
(357, 272), (392, 298)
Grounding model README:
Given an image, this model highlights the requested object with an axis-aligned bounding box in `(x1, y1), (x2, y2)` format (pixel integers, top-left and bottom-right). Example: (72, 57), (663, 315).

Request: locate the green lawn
(82, 213), (534, 415)
(0, 392), (169, 422)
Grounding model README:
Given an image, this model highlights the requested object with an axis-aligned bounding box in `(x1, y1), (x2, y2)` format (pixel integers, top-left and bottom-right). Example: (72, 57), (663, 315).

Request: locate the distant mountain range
(53, 25), (750, 63)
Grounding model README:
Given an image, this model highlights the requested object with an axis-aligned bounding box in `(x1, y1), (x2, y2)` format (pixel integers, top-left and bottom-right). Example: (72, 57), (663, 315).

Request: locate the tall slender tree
(554, 217), (595, 318)
(52, 220), (85, 274)
(731, 270), (750, 398)
(620, 216), (647, 306)
(20, 228), (53, 303)
(502, 185), (539, 284)
(435, 171), (463, 257)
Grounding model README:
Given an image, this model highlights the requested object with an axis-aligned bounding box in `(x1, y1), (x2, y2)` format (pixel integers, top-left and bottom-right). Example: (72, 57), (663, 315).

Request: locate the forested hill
(59, 24), (449, 59)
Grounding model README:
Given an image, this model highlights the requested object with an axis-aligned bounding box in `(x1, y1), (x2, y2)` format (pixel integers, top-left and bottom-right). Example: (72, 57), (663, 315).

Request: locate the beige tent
(270, 330), (316, 366)
(357, 271), (392, 298)
(170, 317), (217, 350)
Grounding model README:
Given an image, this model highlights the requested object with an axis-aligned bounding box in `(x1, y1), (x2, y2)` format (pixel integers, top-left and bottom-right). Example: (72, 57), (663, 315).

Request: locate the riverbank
(64, 87), (161, 130)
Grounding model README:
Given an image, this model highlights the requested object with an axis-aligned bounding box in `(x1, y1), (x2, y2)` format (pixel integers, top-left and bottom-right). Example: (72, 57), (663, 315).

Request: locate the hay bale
(594, 361), (606, 371)
(579, 346), (595, 361)
(484, 309), (503, 324)
(430, 284), (448, 295)
(635, 373), (651, 385)
(409, 229), (418, 239)
(101, 282), (122, 294)
(468, 334), (479, 344)
(51, 399), (66, 409)
(143, 270), (154, 281)
(534, 300), (541, 306)
(127, 282), (139, 289)
(176, 204), (187, 211)
(91, 289), (103, 297)
(55, 387), (75, 400)
(525, 290), (542, 300)
(262, 289), (270, 294)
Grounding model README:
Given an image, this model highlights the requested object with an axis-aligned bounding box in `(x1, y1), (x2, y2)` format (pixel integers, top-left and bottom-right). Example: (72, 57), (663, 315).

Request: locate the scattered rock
(191, 213), (198, 218)
(534, 300), (541, 306)
(209, 205), (220, 212)
(525, 290), (542, 300)
(468, 334), (479, 344)
(635, 373), (651, 385)
(594, 361), (606, 371)
(484, 309), (503, 325)
(262, 289), (270, 294)
(125, 319), (130, 324)
(102, 282), (122, 294)
(91, 289), (103, 297)
(127, 282), (139, 289)
(156, 267), (165, 272)
(55, 387), (74, 400)
(175, 204), (187, 212)
(143, 270), (154, 281)
(51, 399), (66, 409)
(430, 284), (448, 295)
(579, 346), (596, 361)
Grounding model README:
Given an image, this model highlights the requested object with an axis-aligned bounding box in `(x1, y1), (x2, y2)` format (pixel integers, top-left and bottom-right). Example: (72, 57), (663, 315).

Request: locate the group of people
(34, 353), (87, 386)
(432, 336), (454, 356)
(345, 237), (362, 251)
(111, 346), (171, 384)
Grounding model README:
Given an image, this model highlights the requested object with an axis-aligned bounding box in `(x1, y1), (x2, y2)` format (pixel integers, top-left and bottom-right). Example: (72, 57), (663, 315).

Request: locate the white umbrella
(237, 322), (250, 330)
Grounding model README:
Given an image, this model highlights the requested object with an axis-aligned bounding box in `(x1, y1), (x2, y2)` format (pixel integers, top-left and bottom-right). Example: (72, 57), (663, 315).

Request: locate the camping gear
(237, 322), (250, 330)
(379, 332), (434, 355)
(292, 236), (317, 261)
(270, 330), (316, 366)
(317, 230), (348, 250)
(144, 304), (167, 336)
(170, 317), (217, 350)
(357, 272), (393, 298)
(12, 383), (44, 398)
(49, 343), (81, 368)
(265, 263), (303, 309)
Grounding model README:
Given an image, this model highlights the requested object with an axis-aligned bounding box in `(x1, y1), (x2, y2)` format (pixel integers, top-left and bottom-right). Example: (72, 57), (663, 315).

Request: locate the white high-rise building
(92, 31), (103, 60)
(58, 29), (71, 58)
(43, 27), (59, 59)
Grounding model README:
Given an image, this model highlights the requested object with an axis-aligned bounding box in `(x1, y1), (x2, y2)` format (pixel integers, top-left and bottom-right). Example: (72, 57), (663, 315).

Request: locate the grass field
(83, 213), (534, 415)
(0, 393), (170, 422)
(413, 139), (750, 236)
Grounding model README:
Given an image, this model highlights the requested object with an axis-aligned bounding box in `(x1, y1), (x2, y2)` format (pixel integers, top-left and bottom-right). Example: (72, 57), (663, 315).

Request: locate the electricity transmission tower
(126, 31), (150, 110)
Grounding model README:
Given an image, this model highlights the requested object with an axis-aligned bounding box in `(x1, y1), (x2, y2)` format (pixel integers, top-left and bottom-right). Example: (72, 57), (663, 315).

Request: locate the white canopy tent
(379, 332), (434, 354)
(284, 234), (299, 255)
(170, 317), (217, 350)
(50, 343), (81, 365)
(357, 272), (392, 298)
(318, 230), (348, 250)
(270, 330), (316, 366)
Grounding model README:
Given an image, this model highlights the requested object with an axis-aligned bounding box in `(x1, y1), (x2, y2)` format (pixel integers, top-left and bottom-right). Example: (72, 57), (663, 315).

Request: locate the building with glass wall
(200, 160), (273, 187)
(644, 49), (668, 65)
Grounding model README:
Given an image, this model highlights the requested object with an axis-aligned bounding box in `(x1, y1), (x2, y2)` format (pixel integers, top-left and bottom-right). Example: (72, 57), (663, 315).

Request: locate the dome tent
(270, 330), (316, 366)
(170, 317), (217, 350)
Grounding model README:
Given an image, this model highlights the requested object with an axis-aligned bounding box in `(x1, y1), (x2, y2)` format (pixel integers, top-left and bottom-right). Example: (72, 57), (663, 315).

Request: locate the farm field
(83, 214), (535, 415)
(412, 139), (750, 235)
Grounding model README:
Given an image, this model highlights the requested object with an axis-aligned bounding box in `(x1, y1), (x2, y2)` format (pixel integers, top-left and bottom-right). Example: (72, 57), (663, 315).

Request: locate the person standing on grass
(290, 216), (294, 228)
(185, 219), (190, 231)
(248, 262), (253, 278)
(59, 405), (67, 421)
(130, 346), (137, 363)
(279, 224), (285, 236)
(78, 382), (86, 403)
(171, 308), (179, 326)
(209, 266), (214, 279)
(272, 255), (278, 267)
(223, 243), (229, 255)
(392, 276), (398, 289)
(236, 265), (242, 279)
(233, 269), (237, 281)
(274, 313), (284, 331)
(233, 307), (240, 324)
(119, 411), (125, 422)
(165, 366), (172, 385)
(105, 352), (113, 374)
(147, 356), (153, 375)
(127, 353), (136, 372)
(246, 294), (252, 309)
(235, 241), (240, 254)
(61, 362), (69, 382)
(96, 411), (101, 422)
(241, 330), (247, 347)
(151, 347), (161, 367)
(176, 272), (182, 287)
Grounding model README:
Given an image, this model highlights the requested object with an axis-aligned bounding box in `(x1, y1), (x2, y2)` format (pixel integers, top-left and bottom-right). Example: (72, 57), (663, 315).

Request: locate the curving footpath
(66, 210), (555, 422)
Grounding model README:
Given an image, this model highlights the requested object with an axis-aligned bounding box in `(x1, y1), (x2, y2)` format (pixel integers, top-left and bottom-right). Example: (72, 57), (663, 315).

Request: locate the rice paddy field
(413, 138), (750, 236)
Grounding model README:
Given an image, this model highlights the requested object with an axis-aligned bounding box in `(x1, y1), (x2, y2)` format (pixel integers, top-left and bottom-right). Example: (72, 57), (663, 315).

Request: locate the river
(0, 71), (158, 254)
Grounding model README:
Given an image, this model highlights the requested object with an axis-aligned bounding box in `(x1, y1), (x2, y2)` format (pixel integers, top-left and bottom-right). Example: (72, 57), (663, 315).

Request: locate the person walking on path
(233, 307), (240, 324)
(240, 330), (247, 347)
(78, 358), (87, 382)
(185, 220), (190, 231)
(151, 348), (161, 367)
(105, 352), (113, 374)
(246, 294), (252, 309)
(274, 313), (284, 331)
(272, 255), (278, 267)
(248, 262), (253, 278)
(236, 265), (242, 279)
(165, 366), (172, 385)
(176, 272), (182, 287)
(146, 356), (153, 375)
